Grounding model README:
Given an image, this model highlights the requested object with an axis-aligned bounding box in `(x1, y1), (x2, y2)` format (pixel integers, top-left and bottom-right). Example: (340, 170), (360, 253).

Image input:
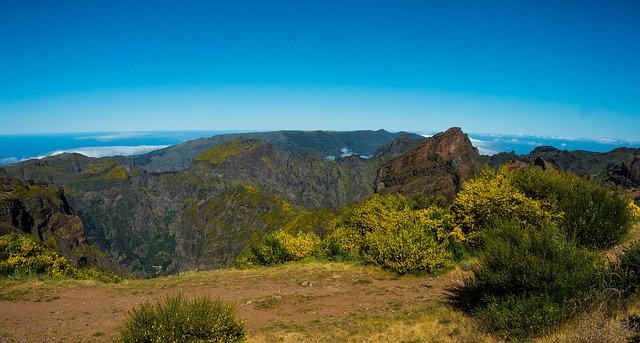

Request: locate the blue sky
(1, 1), (639, 138)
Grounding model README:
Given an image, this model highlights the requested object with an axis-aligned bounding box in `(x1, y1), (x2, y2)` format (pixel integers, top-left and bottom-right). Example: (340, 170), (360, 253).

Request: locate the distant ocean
(1, 130), (639, 166)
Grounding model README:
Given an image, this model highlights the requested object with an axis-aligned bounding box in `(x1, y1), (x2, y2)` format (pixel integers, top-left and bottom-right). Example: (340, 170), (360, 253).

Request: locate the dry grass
(5, 252), (640, 342)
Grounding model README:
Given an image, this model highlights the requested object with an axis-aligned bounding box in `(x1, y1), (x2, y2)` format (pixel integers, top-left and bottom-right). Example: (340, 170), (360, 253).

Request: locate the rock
(484, 151), (519, 166)
(375, 127), (484, 199)
(608, 154), (640, 188)
(0, 168), (109, 268)
(533, 157), (559, 174)
(373, 134), (426, 162)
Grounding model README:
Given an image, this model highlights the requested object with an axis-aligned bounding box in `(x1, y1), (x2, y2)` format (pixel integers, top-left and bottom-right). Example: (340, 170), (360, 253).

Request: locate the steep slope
(375, 127), (483, 199)
(0, 168), (109, 268)
(5, 131), (408, 276)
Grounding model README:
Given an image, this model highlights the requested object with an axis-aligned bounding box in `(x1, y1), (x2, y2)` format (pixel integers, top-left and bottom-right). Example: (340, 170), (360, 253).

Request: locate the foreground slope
(2, 259), (639, 342)
(0, 262), (481, 343)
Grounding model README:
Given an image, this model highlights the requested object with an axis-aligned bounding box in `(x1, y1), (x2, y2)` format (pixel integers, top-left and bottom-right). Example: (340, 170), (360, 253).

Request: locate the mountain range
(1, 128), (638, 276)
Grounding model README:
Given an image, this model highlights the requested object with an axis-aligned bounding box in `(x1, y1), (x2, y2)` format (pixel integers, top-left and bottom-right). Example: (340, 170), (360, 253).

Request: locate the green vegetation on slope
(0, 232), (121, 282)
(453, 166), (638, 339)
(195, 139), (263, 165)
(240, 165), (640, 339)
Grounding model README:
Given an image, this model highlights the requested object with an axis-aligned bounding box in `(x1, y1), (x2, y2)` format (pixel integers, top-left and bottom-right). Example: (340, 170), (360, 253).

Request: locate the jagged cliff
(375, 127), (484, 199)
(0, 169), (110, 268)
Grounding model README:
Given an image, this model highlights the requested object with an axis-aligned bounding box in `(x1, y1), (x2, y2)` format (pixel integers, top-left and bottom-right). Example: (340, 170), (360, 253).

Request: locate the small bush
(117, 295), (245, 343)
(236, 230), (321, 267)
(362, 220), (450, 274)
(469, 218), (602, 338)
(247, 234), (288, 266)
(612, 242), (640, 295)
(511, 167), (635, 249)
(273, 230), (321, 261)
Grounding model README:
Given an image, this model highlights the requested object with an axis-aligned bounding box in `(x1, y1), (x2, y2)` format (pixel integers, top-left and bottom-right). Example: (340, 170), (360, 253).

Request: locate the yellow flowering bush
(273, 230), (321, 261)
(0, 232), (74, 277)
(236, 229), (322, 267)
(452, 167), (558, 242)
(630, 201), (640, 222)
(0, 232), (121, 282)
(325, 194), (460, 273)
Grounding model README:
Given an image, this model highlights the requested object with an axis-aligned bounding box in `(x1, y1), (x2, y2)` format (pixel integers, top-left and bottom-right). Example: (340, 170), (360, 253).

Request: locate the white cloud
(340, 147), (356, 158)
(469, 138), (499, 156)
(75, 132), (153, 142)
(0, 157), (18, 165)
(49, 145), (169, 158)
(12, 145), (167, 163)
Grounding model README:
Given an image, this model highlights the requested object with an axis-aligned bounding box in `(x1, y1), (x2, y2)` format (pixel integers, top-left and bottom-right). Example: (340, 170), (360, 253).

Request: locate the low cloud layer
(0, 157), (18, 165)
(49, 145), (169, 158)
(0, 145), (169, 165)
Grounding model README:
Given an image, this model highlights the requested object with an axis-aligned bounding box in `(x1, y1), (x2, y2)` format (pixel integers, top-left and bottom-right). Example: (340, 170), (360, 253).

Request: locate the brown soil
(0, 263), (469, 342)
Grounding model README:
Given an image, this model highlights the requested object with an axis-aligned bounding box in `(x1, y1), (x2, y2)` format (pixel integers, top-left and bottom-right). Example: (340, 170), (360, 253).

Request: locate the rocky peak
(375, 127), (483, 199)
(0, 168), (103, 268)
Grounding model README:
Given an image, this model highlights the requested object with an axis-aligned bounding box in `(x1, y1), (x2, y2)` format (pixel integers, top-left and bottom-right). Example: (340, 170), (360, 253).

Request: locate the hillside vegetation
(3, 129), (640, 341)
(1, 165), (639, 341)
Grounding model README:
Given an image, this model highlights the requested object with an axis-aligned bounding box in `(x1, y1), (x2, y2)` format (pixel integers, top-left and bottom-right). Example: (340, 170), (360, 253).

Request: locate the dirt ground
(0, 263), (469, 342)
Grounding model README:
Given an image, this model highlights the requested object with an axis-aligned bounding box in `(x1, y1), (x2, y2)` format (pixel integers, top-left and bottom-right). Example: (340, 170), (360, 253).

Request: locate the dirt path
(0, 263), (468, 342)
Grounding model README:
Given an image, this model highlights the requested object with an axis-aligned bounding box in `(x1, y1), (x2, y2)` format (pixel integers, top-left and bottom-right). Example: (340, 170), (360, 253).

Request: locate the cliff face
(609, 154), (640, 188)
(0, 169), (100, 267)
(375, 127), (483, 199)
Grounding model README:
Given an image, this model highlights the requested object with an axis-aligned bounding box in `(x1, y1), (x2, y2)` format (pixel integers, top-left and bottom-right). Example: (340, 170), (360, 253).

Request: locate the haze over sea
(1, 130), (639, 166)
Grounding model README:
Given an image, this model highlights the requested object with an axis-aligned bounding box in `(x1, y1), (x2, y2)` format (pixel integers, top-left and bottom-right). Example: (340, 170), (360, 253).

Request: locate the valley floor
(1, 260), (639, 342)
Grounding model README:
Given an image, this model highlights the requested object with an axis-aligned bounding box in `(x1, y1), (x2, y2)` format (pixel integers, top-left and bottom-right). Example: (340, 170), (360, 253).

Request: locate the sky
(1, 0), (639, 139)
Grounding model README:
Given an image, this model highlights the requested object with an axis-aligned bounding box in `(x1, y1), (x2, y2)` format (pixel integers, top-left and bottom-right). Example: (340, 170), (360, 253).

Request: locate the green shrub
(247, 234), (288, 266)
(610, 242), (640, 295)
(511, 167), (635, 249)
(325, 194), (460, 273)
(117, 295), (245, 342)
(470, 218), (602, 338)
(481, 293), (568, 339)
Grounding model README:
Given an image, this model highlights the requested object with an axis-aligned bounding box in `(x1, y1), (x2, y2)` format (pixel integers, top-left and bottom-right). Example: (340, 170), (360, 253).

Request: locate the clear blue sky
(1, 0), (639, 138)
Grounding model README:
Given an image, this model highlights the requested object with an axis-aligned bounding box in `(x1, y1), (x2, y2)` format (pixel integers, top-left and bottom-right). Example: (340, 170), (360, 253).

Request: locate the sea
(1, 130), (639, 166)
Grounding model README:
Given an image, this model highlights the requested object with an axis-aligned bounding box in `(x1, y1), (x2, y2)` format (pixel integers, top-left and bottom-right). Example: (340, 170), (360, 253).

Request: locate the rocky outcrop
(375, 127), (483, 199)
(608, 154), (640, 188)
(0, 168), (103, 268)
(485, 146), (640, 187)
